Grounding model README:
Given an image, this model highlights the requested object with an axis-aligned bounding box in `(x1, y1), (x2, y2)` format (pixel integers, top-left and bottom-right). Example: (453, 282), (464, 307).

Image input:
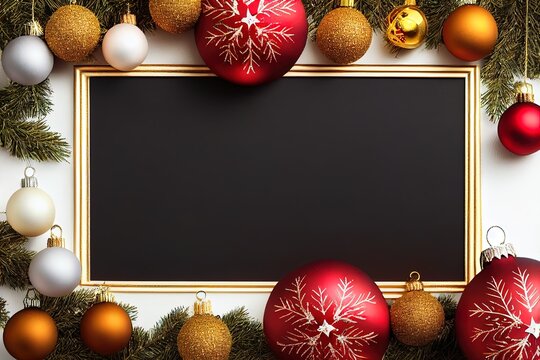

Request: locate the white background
(1, 28), (539, 358)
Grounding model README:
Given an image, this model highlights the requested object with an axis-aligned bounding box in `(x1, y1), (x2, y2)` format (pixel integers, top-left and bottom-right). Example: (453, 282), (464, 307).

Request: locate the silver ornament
(29, 247), (81, 297)
(1, 35), (53, 86)
(102, 14), (148, 71)
(6, 167), (55, 237)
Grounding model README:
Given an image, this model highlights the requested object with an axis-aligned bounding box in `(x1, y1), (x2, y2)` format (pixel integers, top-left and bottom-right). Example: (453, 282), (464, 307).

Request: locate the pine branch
(384, 295), (465, 360)
(482, 0), (540, 120)
(222, 307), (276, 360)
(0, 118), (70, 162)
(0, 81), (69, 162)
(0, 297), (8, 328)
(130, 307), (189, 360)
(422, 0), (460, 49)
(0, 81), (53, 120)
(0, 221), (33, 290)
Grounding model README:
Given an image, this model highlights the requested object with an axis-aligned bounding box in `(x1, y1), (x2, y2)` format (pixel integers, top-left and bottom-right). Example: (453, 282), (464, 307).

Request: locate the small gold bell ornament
(390, 271), (445, 346)
(177, 291), (232, 360)
(386, 0), (427, 49)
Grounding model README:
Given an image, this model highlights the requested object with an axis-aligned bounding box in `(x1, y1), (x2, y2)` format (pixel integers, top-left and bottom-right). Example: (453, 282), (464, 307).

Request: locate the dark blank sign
(89, 75), (465, 282)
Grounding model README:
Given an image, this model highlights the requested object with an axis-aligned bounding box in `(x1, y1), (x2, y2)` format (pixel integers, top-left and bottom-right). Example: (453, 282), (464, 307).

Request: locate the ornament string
(27, 0), (43, 36)
(524, 0), (529, 80)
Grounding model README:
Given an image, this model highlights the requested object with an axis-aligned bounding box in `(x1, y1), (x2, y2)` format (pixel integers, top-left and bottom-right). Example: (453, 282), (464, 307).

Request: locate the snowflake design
(203, 0), (297, 74)
(274, 276), (378, 359)
(470, 268), (540, 360)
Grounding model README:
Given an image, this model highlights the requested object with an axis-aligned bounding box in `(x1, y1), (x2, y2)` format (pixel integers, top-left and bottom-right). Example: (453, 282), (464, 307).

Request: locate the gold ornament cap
(480, 226), (516, 269)
(26, 20), (44, 36)
(121, 6), (137, 25)
(405, 271), (424, 291)
(336, 0), (355, 8)
(47, 225), (65, 248)
(95, 286), (115, 303)
(515, 81), (535, 103)
(193, 291), (213, 315)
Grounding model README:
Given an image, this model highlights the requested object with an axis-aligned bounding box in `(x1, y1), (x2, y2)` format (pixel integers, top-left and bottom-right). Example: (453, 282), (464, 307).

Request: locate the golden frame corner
(74, 64), (481, 298)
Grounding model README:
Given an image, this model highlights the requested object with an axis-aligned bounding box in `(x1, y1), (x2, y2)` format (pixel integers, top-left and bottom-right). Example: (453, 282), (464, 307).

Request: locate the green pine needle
(0, 297), (8, 328)
(0, 221), (33, 290)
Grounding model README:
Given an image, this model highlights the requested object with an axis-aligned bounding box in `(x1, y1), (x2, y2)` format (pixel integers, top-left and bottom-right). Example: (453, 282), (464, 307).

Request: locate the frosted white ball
(102, 23), (148, 71)
(1, 35), (54, 86)
(6, 188), (55, 237)
(29, 247), (81, 297)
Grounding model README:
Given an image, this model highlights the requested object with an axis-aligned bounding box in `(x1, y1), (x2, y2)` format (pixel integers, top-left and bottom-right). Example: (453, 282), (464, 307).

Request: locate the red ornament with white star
(456, 230), (540, 360)
(195, 0), (308, 85)
(263, 260), (390, 360)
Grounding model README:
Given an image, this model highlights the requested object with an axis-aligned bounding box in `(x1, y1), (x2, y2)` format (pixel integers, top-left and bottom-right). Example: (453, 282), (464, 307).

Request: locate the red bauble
(498, 102), (540, 155)
(456, 251), (540, 359)
(195, 0), (308, 85)
(263, 260), (390, 359)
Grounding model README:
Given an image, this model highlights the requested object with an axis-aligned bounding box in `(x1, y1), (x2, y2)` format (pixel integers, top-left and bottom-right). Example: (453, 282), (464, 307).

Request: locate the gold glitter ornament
(177, 292), (232, 360)
(45, 4), (100, 62)
(316, 0), (372, 64)
(386, 0), (427, 49)
(149, 0), (201, 34)
(390, 271), (445, 346)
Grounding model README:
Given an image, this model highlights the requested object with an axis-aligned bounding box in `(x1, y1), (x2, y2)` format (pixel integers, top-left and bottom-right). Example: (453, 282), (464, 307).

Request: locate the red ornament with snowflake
(263, 260), (390, 360)
(195, 0), (308, 85)
(456, 236), (540, 360)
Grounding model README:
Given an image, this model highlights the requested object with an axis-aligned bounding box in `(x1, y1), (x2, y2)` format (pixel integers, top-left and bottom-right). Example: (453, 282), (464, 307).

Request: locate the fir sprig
(0, 297), (8, 328)
(222, 308), (276, 360)
(0, 221), (33, 290)
(482, 0), (540, 120)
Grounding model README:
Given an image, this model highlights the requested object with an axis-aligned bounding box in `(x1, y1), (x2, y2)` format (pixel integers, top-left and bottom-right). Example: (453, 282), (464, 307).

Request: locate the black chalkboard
(87, 71), (468, 284)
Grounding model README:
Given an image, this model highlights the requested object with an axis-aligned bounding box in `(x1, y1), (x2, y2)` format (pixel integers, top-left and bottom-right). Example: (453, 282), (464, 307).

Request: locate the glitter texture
(390, 290), (445, 346)
(316, 7), (372, 64)
(149, 0), (202, 34)
(177, 314), (232, 360)
(45, 5), (100, 62)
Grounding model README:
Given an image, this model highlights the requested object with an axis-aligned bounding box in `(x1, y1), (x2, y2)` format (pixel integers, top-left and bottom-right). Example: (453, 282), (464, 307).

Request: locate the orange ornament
(442, 4), (498, 61)
(80, 301), (133, 355)
(3, 308), (58, 360)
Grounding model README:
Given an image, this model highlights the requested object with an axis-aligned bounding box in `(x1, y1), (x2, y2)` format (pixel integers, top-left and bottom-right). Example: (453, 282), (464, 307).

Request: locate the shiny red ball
(456, 256), (540, 360)
(263, 260), (390, 360)
(498, 102), (540, 155)
(195, 0), (307, 85)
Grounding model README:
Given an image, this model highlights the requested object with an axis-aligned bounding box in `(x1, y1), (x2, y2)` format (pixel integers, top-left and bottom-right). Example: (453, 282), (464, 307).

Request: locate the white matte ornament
(29, 247), (81, 297)
(6, 187), (55, 237)
(102, 23), (148, 71)
(1, 35), (54, 85)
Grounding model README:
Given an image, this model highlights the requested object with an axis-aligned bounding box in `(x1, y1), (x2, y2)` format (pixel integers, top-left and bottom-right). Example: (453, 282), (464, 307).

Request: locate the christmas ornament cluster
(1, 0), (504, 87)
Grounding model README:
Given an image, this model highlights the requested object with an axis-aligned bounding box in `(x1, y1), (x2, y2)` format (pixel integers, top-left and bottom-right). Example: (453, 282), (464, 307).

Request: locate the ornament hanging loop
(194, 290), (213, 315)
(405, 271), (424, 291)
(47, 225), (64, 247)
(486, 225), (506, 247)
(196, 290), (207, 301)
(21, 166), (38, 188)
(23, 288), (41, 308)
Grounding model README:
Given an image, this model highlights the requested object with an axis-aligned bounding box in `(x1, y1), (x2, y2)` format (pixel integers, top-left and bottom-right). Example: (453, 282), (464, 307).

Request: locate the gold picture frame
(74, 65), (481, 298)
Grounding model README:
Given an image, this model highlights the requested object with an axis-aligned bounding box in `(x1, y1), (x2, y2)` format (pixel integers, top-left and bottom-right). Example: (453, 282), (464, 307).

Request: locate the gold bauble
(390, 272), (445, 346)
(3, 308), (58, 360)
(80, 302), (133, 355)
(149, 0), (202, 34)
(178, 314), (232, 360)
(45, 4), (101, 62)
(386, 0), (427, 49)
(316, 7), (373, 64)
(442, 4), (498, 61)
(177, 293), (232, 360)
